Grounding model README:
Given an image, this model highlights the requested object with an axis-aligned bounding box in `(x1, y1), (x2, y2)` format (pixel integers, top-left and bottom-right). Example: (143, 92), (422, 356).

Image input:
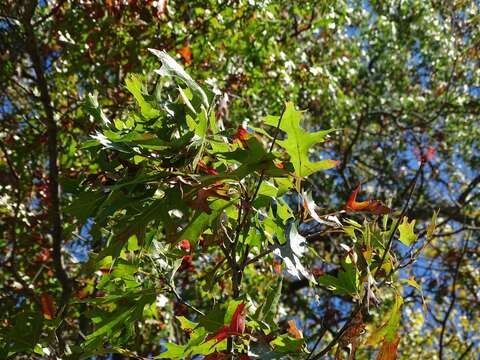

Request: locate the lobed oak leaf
(189, 185), (230, 214)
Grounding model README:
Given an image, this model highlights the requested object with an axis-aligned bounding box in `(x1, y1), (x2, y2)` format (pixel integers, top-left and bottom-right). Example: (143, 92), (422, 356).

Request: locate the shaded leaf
(125, 74), (161, 119)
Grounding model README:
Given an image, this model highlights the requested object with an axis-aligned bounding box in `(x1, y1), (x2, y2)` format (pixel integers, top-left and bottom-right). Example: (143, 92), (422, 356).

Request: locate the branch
(21, 5), (73, 348)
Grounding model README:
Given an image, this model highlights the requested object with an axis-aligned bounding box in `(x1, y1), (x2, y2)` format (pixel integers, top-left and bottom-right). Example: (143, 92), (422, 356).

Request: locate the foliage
(1, 1), (479, 359)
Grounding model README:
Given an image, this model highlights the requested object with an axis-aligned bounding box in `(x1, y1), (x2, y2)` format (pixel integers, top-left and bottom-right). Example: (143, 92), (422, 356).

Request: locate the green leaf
(197, 306), (225, 332)
(255, 277), (283, 324)
(125, 74), (161, 119)
(426, 210), (439, 239)
(224, 299), (243, 324)
(178, 200), (232, 245)
(264, 102), (336, 178)
(398, 217), (418, 246)
(176, 316), (198, 331)
(269, 333), (304, 353)
(86, 91), (110, 125)
(368, 292), (403, 344)
(318, 259), (359, 296)
(65, 191), (107, 222)
(156, 343), (187, 359)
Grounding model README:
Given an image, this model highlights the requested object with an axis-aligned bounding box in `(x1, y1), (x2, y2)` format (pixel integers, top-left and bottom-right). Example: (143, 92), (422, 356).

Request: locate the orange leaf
(40, 292), (56, 320)
(233, 125), (250, 147)
(287, 319), (303, 339)
(418, 146), (436, 163)
(346, 184), (392, 215)
(376, 335), (400, 360)
(178, 45), (192, 64)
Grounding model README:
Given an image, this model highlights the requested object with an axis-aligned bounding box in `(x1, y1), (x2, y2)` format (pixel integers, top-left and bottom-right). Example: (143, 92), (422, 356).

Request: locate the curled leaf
(346, 184), (391, 215)
(302, 191), (342, 227)
(213, 303), (246, 342)
(287, 320), (303, 339)
(197, 160), (219, 176)
(273, 225), (317, 284)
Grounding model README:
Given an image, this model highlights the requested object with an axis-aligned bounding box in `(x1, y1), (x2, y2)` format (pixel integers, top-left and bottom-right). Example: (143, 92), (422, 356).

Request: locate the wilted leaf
(40, 293), (56, 320)
(375, 334), (400, 360)
(302, 191), (342, 226)
(346, 184), (392, 215)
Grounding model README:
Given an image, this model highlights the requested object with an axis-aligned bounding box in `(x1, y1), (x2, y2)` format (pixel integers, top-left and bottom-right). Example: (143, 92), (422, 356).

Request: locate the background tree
(0, 0), (479, 359)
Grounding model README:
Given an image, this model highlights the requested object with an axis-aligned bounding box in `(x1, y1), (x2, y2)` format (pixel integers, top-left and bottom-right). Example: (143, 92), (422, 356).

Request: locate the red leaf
(179, 255), (194, 272)
(178, 239), (191, 252)
(214, 326), (230, 342)
(346, 184), (392, 215)
(40, 292), (56, 320)
(229, 302), (246, 334)
(212, 303), (246, 342)
(197, 160), (219, 176)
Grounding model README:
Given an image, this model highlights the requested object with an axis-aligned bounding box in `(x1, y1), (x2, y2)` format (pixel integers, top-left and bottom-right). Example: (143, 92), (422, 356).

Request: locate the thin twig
(438, 235), (469, 360)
